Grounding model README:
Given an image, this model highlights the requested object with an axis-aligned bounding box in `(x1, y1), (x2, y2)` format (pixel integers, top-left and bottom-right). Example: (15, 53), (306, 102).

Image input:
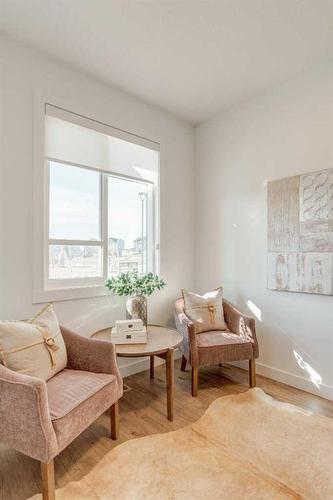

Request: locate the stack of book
(111, 319), (147, 345)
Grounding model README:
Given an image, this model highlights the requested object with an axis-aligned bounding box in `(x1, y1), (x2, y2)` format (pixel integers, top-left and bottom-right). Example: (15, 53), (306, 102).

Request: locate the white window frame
(46, 159), (156, 289)
(33, 95), (160, 303)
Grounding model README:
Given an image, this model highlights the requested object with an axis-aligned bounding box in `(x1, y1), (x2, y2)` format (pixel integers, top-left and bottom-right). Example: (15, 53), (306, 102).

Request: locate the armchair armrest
(223, 300), (259, 357)
(0, 364), (57, 463)
(60, 326), (122, 389)
(174, 307), (198, 366)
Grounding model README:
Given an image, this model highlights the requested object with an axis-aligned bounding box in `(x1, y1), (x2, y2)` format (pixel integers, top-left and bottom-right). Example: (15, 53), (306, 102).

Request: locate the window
(108, 176), (152, 276)
(48, 162), (102, 281)
(43, 105), (159, 294)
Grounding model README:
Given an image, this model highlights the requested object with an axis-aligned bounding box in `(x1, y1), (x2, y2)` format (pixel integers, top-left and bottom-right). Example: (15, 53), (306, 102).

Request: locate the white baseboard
(119, 352), (333, 402)
(233, 360), (333, 402)
(257, 362), (333, 401)
(119, 349), (181, 378)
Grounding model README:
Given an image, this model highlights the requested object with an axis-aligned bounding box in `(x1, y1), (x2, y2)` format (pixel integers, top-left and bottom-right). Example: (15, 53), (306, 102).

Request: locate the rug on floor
(31, 388), (333, 499)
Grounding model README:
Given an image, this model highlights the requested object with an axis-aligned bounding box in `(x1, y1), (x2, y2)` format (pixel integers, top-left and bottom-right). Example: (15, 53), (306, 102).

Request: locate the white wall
(0, 36), (194, 373)
(195, 62), (333, 400)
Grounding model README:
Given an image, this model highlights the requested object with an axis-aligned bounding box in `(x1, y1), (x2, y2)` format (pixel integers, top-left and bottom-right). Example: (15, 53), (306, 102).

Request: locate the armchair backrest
(174, 297), (185, 316)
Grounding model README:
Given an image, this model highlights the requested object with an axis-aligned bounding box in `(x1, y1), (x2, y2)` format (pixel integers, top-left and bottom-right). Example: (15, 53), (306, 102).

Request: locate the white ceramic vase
(126, 295), (147, 326)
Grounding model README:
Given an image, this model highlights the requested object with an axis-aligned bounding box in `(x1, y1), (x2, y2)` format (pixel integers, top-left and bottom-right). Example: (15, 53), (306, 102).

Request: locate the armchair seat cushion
(48, 368), (120, 453)
(47, 369), (116, 420)
(196, 330), (254, 366)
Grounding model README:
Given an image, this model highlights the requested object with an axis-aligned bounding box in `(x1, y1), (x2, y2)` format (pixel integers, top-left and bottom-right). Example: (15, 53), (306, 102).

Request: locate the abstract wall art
(268, 167), (333, 295)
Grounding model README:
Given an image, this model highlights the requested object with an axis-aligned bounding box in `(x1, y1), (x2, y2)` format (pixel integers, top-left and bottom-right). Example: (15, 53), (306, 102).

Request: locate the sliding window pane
(108, 177), (148, 277)
(49, 161), (101, 241)
(49, 245), (102, 279)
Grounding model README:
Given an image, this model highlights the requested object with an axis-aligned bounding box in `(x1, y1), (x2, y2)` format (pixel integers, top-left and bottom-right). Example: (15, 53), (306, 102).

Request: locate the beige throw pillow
(182, 287), (226, 334)
(0, 303), (67, 380)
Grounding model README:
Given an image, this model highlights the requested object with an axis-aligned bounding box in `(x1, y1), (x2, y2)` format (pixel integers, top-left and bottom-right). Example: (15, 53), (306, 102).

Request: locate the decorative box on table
(111, 319), (147, 344)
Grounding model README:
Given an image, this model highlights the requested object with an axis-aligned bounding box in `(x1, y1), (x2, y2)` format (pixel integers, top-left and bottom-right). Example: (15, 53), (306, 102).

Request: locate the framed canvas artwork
(267, 167), (333, 295)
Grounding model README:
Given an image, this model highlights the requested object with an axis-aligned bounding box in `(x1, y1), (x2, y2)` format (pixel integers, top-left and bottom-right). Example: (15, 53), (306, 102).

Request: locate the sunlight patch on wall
(246, 299), (262, 321)
(293, 350), (322, 389)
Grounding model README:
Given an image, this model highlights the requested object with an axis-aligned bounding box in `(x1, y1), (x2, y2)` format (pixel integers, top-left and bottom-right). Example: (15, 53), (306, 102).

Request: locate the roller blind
(45, 104), (159, 183)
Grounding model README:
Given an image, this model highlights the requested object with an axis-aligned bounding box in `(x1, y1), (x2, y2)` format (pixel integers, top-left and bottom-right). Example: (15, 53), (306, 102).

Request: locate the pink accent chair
(174, 298), (259, 396)
(0, 326), (123, 500)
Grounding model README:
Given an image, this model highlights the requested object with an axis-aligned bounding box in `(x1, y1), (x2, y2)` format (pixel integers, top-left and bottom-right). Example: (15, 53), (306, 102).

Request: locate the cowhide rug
(32, 388), (333, 499)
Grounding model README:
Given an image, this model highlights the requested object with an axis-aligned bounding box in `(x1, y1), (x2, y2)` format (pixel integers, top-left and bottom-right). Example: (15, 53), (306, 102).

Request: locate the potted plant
(105, 271), (166, 326)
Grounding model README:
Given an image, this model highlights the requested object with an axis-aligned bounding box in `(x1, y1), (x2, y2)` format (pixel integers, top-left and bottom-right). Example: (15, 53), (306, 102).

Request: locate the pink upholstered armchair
(174, 298), (259, 396)
(0, 326), (123, 500)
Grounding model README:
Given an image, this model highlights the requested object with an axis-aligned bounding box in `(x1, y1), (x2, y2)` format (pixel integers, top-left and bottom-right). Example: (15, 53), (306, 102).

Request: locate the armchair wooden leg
(191, 367), (198, 397)
(110, 401), (119, 440)
(249, 359), (256, 387)
(180, 355), (187, 372)
(41, 460), (55, 500)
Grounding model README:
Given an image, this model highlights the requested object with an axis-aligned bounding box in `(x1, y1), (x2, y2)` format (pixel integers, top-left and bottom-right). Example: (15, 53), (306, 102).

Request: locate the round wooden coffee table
(91, 325), (182, 421)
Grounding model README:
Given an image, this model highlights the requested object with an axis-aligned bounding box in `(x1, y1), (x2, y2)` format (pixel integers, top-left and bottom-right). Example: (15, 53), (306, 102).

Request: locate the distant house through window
(44, 104), (159, 292)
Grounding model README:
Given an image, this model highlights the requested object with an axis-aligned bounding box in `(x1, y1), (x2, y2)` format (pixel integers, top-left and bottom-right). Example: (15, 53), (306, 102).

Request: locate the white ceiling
(1, 0), (332, 124)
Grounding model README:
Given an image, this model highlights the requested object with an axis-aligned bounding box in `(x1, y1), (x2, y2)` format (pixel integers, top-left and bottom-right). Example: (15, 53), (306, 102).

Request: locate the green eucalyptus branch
(105, 271), (166, 297)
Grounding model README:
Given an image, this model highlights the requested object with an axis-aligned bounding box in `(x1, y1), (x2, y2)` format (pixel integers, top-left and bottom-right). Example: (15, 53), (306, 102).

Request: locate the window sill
(33, 284), (110, 304)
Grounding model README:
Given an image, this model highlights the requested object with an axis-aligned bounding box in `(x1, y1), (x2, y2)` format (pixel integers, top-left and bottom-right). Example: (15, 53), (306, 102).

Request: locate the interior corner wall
(194, 61), (333, 400)
(0, 36), (195, 374)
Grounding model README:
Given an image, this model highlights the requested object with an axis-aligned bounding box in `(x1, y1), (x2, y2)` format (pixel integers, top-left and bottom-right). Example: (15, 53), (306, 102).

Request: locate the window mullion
(146, 187), (149, 274)
(101, 173), (108, 281)
(146, 184), (154, 274)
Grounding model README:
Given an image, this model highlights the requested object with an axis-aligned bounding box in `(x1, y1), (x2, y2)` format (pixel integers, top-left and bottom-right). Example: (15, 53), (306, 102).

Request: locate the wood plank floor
(1, 361), (332, 499)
